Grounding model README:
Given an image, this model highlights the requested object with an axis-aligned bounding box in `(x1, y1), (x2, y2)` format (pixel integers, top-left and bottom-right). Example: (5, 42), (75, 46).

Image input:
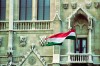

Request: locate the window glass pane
(1, 0), (6, 7)
(0, 0), (6, 20)
(20, 0), (26, 7)
(19, 0), (26, 20)
(26, 0), (32, 7)
(19, 8), (26, 20)
(26, 8), (32, 20)
(76, 40), (80, 53)
(82, 39), (86, 53)
(44, 0), (50, 20)
(44, 7), (50, 20)
(0, 8), (6, 20)
(45, 0), (50, 6)
(19, 0), (32, 20)
(75, 38), (87, 53)
(37, 0), (44, 20)
(26, 0), (32, 20)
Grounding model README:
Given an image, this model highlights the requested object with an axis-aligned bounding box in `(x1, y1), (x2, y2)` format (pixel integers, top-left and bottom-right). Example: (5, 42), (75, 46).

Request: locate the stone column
(7, 0), (14, 64)
(53, 46), (60, 66)
(88, 18), (93, 63)
(32, 0), (36, 20)
(9, 0), (13, 30)
(67, 39), (71, 61)
(53, 0), (60, 66)
(88, 26), (92, 54)
(67, 18), (71, 64)
(88, 26), (92, 63)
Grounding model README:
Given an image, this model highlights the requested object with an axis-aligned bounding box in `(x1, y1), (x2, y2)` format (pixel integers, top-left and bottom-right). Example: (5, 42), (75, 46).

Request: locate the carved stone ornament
(39, 36), (47, 46)
(0, 37), (2, 46)
(28, 56), (36, 65)
(94, 2), (100, 8)
(7, 52), (13, 57)
(63, 3), (69, 9)
(71, 2), (77, 9)
(85, 2), (92, 9)
(19, 36), (27, 47)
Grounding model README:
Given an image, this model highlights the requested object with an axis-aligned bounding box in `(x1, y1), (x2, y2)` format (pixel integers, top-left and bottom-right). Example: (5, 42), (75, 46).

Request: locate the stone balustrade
(70, 53), (89, 63)
(0, 21), (9, 31)
(0, 21), (53, 31)
(13, 21), (53, 30)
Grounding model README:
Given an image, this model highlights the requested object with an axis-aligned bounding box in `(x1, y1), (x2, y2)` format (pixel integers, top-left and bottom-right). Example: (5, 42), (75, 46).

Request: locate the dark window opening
(74, 38), (87, 53)
(0, 0), (6, 20)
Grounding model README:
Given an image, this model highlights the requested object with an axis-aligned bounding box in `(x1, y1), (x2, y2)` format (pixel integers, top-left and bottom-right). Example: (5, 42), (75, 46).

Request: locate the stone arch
(67, 7), (94, 56)
(71, 13), (89, 35)
(67, 7), (93, 29)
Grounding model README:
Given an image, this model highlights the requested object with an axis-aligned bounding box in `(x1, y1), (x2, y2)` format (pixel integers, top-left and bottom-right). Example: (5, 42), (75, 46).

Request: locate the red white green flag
(45, 29), (76, 46)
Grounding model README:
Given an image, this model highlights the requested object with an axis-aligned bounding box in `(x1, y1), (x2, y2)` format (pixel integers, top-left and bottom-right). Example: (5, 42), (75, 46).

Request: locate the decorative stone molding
(31, 44), (47, 66)
(19, 36), (27, 47)
(0, 37), (2, 46)
(94, 2), (100, 8)
(71, 2), (77, 9)
(88, 26), (92, 30)
(18, 48), (32, 66)
(7, 51), (13, 57)
(85, 2), (92, 9)
(63, 2), (69, 9)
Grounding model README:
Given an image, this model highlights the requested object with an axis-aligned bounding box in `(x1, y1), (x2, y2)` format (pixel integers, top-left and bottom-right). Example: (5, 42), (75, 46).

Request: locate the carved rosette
(19, 36), (27, 47)
(28, 56), (36, 65)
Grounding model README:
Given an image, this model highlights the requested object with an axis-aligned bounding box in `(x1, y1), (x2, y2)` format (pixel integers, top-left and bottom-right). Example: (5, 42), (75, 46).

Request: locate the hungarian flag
(45, 29), (76, 46)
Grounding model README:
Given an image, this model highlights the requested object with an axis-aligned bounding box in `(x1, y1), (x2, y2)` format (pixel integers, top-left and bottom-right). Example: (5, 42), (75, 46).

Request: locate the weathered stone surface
(0, 0), (100, 66)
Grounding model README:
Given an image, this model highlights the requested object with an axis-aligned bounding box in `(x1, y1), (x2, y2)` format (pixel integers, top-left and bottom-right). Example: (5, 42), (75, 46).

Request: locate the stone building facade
(0, 0), (100, 66)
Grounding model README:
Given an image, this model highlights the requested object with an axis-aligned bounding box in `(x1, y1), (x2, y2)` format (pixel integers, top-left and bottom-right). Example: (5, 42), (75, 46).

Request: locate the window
(37, 0), (50, 20)
(19, 0), (32, 20)
(0, 0), (6, 20)
(74, 38), (87, 53)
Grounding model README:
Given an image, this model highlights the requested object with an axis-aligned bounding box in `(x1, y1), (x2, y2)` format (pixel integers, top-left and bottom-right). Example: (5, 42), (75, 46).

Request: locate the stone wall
(0, 0), (100, 66)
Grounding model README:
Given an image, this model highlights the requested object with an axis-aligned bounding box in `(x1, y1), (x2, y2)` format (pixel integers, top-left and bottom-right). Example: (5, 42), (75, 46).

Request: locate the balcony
(69, 53), (100, 64)
(70, 53), (89, 63)
(60, 53), (93, 64)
